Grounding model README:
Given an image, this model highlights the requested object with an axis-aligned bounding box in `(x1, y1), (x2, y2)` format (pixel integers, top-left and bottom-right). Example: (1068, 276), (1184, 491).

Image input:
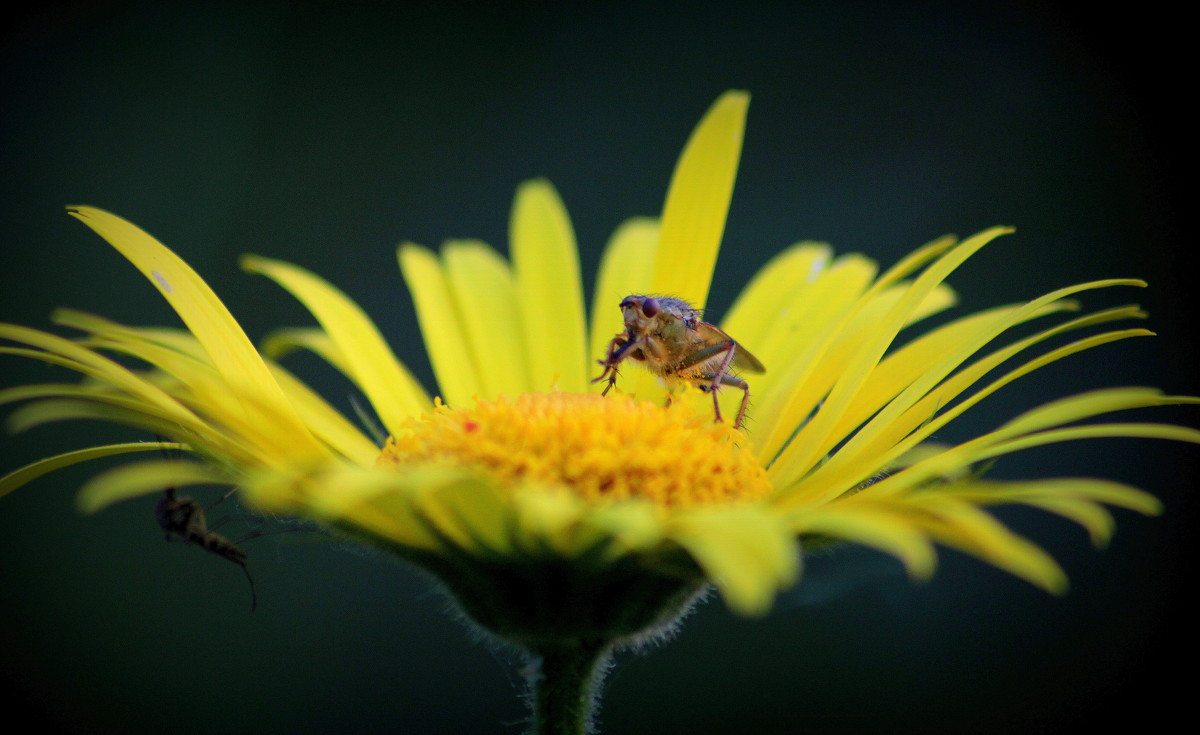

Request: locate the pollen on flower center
(376, 392), (772, 507)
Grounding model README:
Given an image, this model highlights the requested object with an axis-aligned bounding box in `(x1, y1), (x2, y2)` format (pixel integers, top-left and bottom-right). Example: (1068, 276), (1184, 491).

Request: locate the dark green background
(2, 2), (1193, 733)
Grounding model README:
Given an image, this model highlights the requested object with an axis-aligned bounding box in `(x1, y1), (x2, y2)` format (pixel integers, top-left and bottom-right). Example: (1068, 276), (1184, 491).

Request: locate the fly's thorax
(157, 494), (199, 534)
(653, 313), (691, 346)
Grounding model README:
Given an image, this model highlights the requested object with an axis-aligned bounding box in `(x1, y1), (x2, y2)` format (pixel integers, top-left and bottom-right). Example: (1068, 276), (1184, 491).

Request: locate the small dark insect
(155, 484), (258, 611)
(593, 295), (766, 429)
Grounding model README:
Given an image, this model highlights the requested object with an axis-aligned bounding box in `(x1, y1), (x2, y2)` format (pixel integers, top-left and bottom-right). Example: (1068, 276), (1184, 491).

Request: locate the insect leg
(209, 486), (239, 509)
(673, 340), (736, 373)
(236, 559), (257, 612)
(678, 340), (739, 422)
(695, 372), (752, 429)
(593, 334), (639, 396)
(724, 374), (752, 430)
(202, 487), (247, 533)
(197, 529), (257, 611)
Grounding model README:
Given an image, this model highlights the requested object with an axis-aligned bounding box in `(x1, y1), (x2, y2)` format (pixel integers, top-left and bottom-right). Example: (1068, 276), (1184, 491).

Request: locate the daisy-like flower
(1, 91), (1196, 734)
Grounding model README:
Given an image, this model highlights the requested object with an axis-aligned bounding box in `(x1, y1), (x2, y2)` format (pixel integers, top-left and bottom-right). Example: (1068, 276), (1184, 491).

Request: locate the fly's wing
(734, 343), (766, 373)
(695, 322), (766, 373)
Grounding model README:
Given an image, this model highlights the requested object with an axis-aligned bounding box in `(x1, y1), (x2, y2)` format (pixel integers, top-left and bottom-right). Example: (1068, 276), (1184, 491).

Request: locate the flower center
(377, 392), (772, 507)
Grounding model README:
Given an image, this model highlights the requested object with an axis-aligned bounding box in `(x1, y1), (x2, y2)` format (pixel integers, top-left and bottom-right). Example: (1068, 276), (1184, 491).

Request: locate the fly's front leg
(593, 334), (634, 396)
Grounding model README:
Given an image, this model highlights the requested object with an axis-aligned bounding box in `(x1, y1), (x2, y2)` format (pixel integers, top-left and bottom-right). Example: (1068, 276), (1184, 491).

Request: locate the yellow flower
(2, 90), (1196, 636)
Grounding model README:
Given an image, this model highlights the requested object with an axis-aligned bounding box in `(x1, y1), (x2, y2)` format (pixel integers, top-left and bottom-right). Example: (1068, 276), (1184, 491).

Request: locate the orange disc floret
(377, 392), (772, 507)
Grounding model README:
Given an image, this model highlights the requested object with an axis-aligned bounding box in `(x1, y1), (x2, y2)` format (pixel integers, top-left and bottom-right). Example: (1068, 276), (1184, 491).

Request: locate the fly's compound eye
(640, 297), (660, 318)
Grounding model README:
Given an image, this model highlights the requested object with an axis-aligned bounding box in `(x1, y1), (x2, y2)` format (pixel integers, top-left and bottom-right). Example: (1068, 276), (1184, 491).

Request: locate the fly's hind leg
(726, 374), (752, 430)
(698, 372), (752, 429)
(679, 340), (742, 425)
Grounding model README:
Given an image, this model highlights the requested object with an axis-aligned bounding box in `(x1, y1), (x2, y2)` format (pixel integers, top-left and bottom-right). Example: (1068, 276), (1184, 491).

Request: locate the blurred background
(1, 2), (1193, 733)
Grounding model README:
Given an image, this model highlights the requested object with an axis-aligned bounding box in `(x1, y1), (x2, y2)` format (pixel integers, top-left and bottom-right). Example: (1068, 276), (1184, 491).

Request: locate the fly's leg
(593, 334), (636, 396)
(673, 340), (737, 380)
(725, 374), (752, 430)
(238, 560), (257, 612)
(676, 340), (740, 424)
(697, 373), (752, 429)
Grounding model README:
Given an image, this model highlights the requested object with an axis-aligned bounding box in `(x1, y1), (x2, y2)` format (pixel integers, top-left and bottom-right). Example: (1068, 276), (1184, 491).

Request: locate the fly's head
(619, 295), (698, 342)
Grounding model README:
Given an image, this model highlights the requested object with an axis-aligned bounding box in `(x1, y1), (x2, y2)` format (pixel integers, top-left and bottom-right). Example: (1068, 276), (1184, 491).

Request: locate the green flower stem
(526, 638), (614, 735)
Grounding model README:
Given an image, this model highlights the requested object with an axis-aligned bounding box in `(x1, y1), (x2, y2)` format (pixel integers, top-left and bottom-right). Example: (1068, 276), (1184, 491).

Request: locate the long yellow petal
(746, 255), (880, 456)
(0, 382), (220, 450)
(0, 442), (178, 500)
(77, 459), (228, 514)
(443, 240), (529, 397)
(932, 478), (1162, 546)
(864, 390), (1200, 499)
(398, 243), (481, 408)
(0, 323), (199, 427)
(790, 319), (1152, 500)
(41, 313), (297, 464)
(302, 467), (447, 551)
(242, 255), (429, 434)
(510, 180), (588, 393)
(980, 422), (1200, 459)
(261, 327), (353, 376)
(912, 498), (1069, 593)
(668, 506), (798, 616)
(66, 206), (324, 461)
(267, 362), (379, 465)
(652, 91), (748, 309)
(4, 399), (202, 448)
(765, 227), (1012, 478)
(721, 241), (833, 352)
(787, 504), (937, 580)
(410, 474), (516, 557)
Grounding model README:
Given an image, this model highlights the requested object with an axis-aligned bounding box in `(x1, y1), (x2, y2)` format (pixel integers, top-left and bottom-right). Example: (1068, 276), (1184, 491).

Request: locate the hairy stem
(526, 639), (614, 735)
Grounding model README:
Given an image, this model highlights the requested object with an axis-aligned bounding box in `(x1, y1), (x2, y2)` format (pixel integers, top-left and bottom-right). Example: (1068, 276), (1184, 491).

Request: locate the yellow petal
(511, 485), (587, 556)
(67, 206), (324, 460)
(767, 227), (1013, 481)
(77, 459), (228, 514)
(443, 239), (530, 397)
(1022, 496), (1116, 546)
(668, 506), (798, 616)
(261, 327), (353, 376)
(510, 180), (588, 393)
(4, 398), (194, 445)
(999, 387), (1183, 436)
(790, 316), (1151, 502)
(35, 313), (295, 464)
(242, 255), (429, 434)
(579, 500), (665, 559)
(267, 362), (380, 465)
(652, 91), (748, 312)
(742, 255), (880, 457)
(0, 442), (178, 500)
(398, 242), (482, 407)
(0, 384), (218, 455)
(721, 241), (832, 354)
(410, 473), (515, 556)
(982, 421), (1200, 460)
(914, 498), (1068, 594)
(865, 390), (1200, 500)
(0, 323), (199, 428)
(54, 308), (209, 361)
(786, 504), (937, 580)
